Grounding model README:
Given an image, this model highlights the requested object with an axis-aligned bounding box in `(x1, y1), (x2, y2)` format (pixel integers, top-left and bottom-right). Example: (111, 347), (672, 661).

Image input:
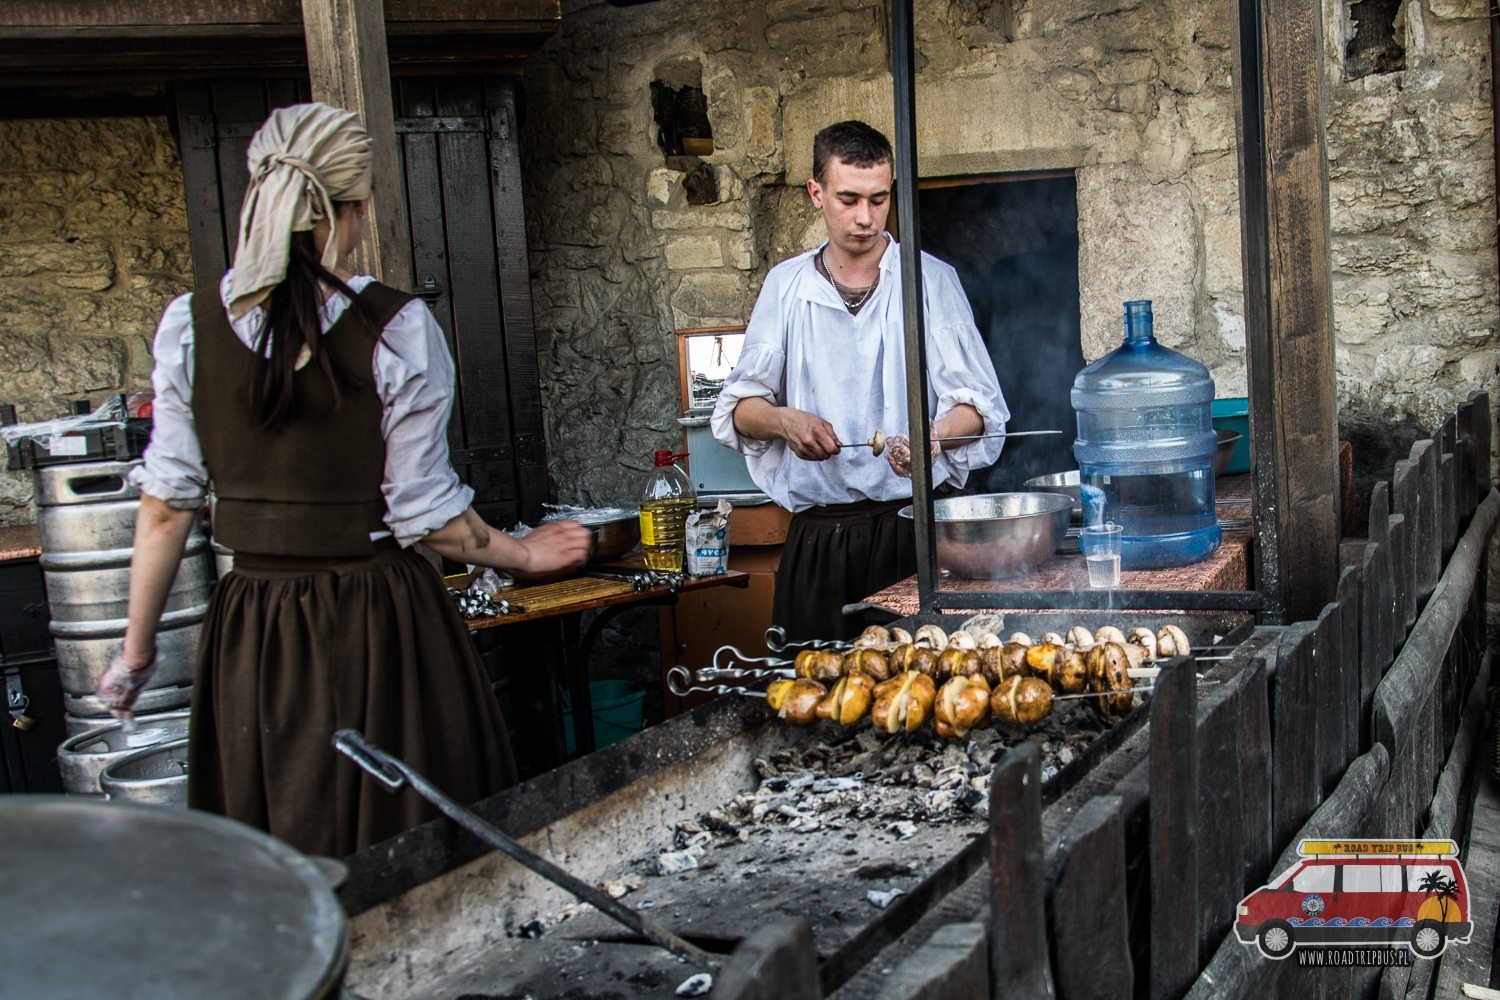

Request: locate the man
(711, 120), (1009, 641)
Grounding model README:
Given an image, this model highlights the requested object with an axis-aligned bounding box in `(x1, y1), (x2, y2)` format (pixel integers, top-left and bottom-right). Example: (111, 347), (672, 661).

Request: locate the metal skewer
(846, 429), (1066, 449)
(332, 729), (708, 961)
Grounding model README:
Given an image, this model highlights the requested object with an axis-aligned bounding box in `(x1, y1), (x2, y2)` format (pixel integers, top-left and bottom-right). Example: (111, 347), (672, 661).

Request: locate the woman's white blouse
(711, 239), (1010, 513)
(130, 272), (474, 547)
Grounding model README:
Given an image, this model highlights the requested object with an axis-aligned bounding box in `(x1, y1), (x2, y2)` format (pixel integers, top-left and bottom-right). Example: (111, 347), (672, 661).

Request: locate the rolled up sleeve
(128, 293), (210, 510)
(710, 343), (784, 457)
(925, 271), (1010, 476)
(377, 302), (475, 546)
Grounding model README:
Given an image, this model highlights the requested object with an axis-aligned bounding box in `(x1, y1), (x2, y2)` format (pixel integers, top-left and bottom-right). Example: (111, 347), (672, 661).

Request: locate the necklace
(819, 245), (878, 313)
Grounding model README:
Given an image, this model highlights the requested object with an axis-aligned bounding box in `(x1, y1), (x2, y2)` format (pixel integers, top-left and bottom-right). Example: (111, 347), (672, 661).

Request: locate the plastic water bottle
(639, 450), (695, 572)
(1071, 300), (1220, 570)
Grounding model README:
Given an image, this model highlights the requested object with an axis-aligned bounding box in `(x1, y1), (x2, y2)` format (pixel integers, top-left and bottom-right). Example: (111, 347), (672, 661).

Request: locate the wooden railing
(717, 392), (1495, 1000)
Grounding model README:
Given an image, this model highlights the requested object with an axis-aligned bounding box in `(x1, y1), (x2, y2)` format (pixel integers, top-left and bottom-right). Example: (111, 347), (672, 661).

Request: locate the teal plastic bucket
(561, 680), (646, 755)
(1211, 397), (1252, 475)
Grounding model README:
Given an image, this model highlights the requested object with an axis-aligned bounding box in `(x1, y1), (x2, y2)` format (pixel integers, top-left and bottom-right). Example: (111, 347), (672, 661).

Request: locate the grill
(339, 611), (1256, 999)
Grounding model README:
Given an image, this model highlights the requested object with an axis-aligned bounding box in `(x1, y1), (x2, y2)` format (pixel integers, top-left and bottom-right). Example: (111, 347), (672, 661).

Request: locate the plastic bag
(0, 395), (126, 450)
(685, 499), (732, 577)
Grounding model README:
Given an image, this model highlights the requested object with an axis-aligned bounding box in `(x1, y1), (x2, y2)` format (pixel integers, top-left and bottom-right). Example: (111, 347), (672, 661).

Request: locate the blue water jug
(1071, 300), (1220, 569)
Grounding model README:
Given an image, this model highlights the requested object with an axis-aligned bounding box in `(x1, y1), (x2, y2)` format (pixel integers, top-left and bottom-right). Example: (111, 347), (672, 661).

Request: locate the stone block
(0, 471), (34, 530)
(648, 168), (685, 207)
(0, 330), (127, 415)
(744, 87), (781, 165)
(652, 206), (751, 232)
(1076, 164), (1198, 363)
(1106, 83), (1152, 115)
(0, 238), (112, 281)
(1428, 0), (1486, 18)
(1141, 109), (1191, 180)
(725, 233), (757, 271)
(671, 272), (750, 326)
(1097, 56), (1157, 86)
(1046, 68), (1097, 101)
(704, 65), (743, 150)
(119, 235), (194, 278)
(665, 235), (725, 270)
(66, 170), (188, 236)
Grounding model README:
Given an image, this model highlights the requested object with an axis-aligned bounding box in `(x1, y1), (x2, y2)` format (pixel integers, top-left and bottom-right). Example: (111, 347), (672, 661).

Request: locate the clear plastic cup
(1081, 522), (1124, 588)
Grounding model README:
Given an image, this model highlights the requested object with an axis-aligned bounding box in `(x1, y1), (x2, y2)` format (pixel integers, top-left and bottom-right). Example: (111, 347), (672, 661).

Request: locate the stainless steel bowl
(898, 493), (1073, 579)
(1213, 429), (1243, 477)
(584, 513), (641, 563)
(1022, 470), (1082, 518)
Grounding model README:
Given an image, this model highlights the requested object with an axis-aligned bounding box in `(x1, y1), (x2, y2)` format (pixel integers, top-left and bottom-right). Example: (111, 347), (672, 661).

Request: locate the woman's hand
(96, 647), (158, 718)
(515, 520), (593, 578)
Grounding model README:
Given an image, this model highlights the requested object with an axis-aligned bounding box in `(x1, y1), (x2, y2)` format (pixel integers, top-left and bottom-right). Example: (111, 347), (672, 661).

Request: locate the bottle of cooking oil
(639, 450), (695, 572)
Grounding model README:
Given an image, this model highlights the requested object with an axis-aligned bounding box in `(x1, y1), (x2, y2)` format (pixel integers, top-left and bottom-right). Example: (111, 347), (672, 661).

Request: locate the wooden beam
(0, 1), (559, 29)
(1232, 0), (1341, 623)
(301, 0), (412, 290)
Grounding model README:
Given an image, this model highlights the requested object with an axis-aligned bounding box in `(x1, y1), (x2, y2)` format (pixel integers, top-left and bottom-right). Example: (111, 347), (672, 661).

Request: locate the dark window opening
(918, 173), (1081, 492)
(651, 74), (717, 205)
(1345, 0), (1406, 78)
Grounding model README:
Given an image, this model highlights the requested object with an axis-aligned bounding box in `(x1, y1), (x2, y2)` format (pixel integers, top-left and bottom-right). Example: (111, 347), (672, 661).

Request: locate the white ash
(867, 888), (905, 909)
(676, 972), (714, 996)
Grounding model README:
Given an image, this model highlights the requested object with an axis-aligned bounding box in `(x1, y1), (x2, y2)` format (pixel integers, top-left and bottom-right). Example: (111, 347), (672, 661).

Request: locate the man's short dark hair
(812, 121), (893, 184)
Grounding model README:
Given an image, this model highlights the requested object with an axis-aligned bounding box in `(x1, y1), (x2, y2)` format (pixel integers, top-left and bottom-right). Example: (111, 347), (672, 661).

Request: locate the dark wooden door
(173, 77), (549, 527)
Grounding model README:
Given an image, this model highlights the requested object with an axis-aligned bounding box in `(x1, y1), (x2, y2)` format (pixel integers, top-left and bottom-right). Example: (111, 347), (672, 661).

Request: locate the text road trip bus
(1235, 840), (1471, 959)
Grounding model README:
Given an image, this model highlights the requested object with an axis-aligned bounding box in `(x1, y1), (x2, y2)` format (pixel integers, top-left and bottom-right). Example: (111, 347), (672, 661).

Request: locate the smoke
(919, 175), (1084, 492)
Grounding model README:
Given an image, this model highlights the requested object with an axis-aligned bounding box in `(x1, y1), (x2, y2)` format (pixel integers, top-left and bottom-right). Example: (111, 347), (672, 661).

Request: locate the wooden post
(717, 919), (822, 1000)
(1046, 796), (1132, 1000)
(1150, 657), (1199, 1000)
(987, 742), (1055, 999)
(1194, 686), (1242, 967)
(876, 924), (990, 1000)
(1237, 655), (1274, 891)
(300, 0), (414, 289)
(1231, 0), (1341, 623)
(1271, 622), (1319, 849)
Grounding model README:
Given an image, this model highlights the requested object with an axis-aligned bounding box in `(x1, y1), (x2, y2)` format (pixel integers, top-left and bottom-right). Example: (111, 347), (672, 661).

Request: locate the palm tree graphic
(1417, 870), (1460, 922)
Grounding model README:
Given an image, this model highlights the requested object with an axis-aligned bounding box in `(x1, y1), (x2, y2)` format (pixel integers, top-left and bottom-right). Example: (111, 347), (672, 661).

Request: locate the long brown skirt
(187, 542), (517, 858)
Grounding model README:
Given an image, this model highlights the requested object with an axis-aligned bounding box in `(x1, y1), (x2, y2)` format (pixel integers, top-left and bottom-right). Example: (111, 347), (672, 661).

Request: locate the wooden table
(462, 561), (747, 764)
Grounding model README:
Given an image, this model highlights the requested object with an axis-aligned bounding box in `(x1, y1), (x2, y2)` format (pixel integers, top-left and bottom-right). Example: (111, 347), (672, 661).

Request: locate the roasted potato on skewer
(935, 674), (992, 739)
(871, 671), (938, 734)
(990, 675), (1054, 726)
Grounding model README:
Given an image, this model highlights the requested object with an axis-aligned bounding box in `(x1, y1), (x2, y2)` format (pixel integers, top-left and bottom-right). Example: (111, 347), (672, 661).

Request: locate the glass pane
(1292, 865), (1336, 893)
(1343, 866), (1382, 892)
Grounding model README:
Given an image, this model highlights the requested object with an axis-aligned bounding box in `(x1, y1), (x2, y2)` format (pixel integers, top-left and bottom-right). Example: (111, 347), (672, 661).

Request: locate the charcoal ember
(1057, 746), (1075, 766)
(934, 766), (966, 790)
(889, 820), (917, 840)
(676, 819), (703, 835)
(788, 816), (821, 834)
(752, 758), (778, 780)
(769, 750), (798, 767)
(927, 788), (958, 812)
(962, 788), (989, 817)
(854, 730), (883, 754)
(912, 763), (937, 788)
(512, 918), (546, 939)
(657, 850), (699, 876)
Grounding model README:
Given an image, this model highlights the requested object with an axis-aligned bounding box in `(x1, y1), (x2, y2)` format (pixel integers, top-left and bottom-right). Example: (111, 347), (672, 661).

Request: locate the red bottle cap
(653, 450), (687, 467)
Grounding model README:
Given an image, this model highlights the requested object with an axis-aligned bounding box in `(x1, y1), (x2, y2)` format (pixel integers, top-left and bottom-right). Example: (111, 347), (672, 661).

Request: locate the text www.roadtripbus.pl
(1296, 947), (1413, 968)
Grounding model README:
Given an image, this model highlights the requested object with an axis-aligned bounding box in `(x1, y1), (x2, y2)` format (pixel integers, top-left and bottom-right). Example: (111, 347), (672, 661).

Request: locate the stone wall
(519, 0), (1496, 509)
(0, 115), (192, 526)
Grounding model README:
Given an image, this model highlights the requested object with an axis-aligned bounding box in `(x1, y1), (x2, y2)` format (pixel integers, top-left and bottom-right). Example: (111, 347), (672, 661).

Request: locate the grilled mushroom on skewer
(934, 674), (992, 739)
(767, 678), (827, 725)
(844, 646), (893, 683)
(1128, 627), (1157, 659)
(871, 671), (938, 734)
(868, 430), (887, 456)
(990, 675), (1054, 726)
(1040, 631), (1066, 647)
(1094, 626), (1127, 646)
(1066, 625), (1095, 650)
(854, 625), (891, 648)
(816, 671), (877, 726)
(889, 627), (914, 646)
(794, 648), (845, 683)
(1085, 642), (1136, 717)
(1156, 624), (1191, 658)
(1007, 632), (1034, 647)
(913, 624), (948, 649)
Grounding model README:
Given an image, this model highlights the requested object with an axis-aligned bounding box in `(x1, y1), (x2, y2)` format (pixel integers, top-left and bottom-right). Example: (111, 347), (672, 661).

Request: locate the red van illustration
(1235, 840), (1471, 959)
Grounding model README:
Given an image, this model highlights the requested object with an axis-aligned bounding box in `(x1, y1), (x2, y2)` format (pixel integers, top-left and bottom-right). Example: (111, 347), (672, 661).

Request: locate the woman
(97, 102), (591, 858)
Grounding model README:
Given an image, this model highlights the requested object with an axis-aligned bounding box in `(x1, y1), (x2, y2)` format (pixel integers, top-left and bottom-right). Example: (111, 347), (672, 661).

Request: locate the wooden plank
(1358, 542), (1384, 749)
(1440, 415), (1458, 556)
(1336, 565), (1359, 765)
(1392, 459), (1419, 631)
(211, 79), (269, 255)
(718, 919), (822, 1000)
(1367, 482), (1395, 667)
(1150, 658), (1199, 1000)
(301, 0), (414, 289)
(1410, 440), (1441, 605)
(1046, 796), (1131, 1000)
(1195, 684), (1243, 966)
(1312, 602), (1344, 797)
(1271, 623), (1320, 849)
(1387, 513), (1409, 648)
(173, 83), (230, 285)
(1371, 490), (1498, 763)
(1473, 392), (1492, 500)
(0, 1), (559, 29)
(1238, 654), (1274, 892)
(987, 742), (1055, 999)
(484, 77), (550, 522)
(876, 923), (989, 1000)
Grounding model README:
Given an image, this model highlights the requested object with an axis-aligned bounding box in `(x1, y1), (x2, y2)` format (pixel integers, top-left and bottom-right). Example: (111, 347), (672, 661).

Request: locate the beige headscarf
(228, 102), (373, 318)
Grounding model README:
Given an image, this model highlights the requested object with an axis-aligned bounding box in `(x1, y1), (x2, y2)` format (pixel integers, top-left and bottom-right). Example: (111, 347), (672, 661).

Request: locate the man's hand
(778, 408), (842, 461)
(517, 520), (593, 577)
(883, 433), (941, 478)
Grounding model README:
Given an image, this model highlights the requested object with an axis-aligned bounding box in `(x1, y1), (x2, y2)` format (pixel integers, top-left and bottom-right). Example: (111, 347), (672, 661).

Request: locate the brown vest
(190, 281), (417, 557)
